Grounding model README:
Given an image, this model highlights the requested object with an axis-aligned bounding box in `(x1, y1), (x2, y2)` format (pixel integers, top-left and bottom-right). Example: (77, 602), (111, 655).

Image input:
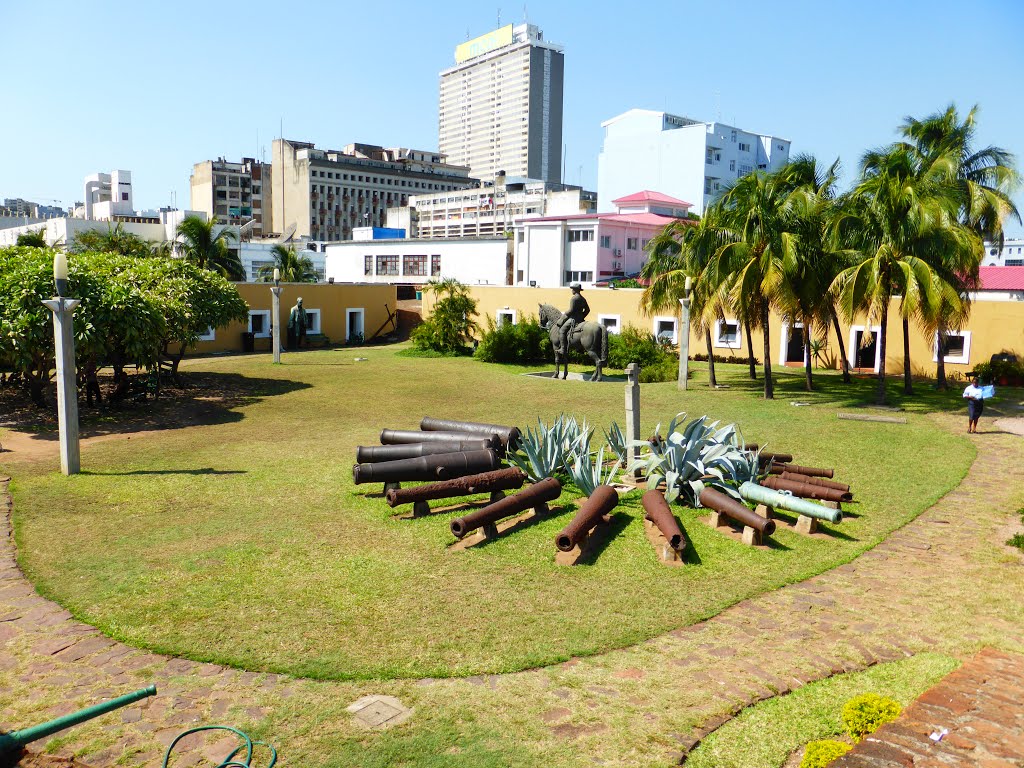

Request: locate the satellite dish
(238, 219), (258, 238)
(278, 223), (297, 244)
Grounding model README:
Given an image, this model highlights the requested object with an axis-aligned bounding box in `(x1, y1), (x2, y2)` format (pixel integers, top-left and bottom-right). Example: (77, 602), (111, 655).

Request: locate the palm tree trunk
(705, 328), (717, 387)
(902, 316), (913, 394)
(935, 325), (948, 390)
(761, 303), (774, 399)
(744, 317), (757, 379)
(830, 309), (851, 383)
(803, 318), (813, 392)
(877, 304), (889, 405)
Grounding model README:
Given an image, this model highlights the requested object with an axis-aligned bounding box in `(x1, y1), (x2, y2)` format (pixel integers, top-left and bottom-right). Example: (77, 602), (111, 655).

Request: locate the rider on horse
(556, 282), (591, 355)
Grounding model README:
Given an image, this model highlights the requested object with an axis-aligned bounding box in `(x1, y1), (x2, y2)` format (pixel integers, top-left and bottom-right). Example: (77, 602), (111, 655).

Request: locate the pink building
(512, 190), (692, 288)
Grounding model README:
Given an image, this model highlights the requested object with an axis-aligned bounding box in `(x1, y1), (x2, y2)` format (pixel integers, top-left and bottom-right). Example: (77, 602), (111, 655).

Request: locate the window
(568, 229), (594, 242)
(1007, 259), (1024, 266)
(364, 255), (373, 276)
(598, 314), (621, 334)
(738, 142), (751, 152)
(376, 255), (399, 275)
(729, 160), (736, 172)
(248, 310), (271, 338)
(641, 238), (651, 250)
(933, 331), (971, 365)
(653, 317), (677, 344)
(496, 309), (517, 327)
(564, 271), (593, 284)
(303, 309), (321, 335)
(431, 255), (441, 276)
(403, 254), (427, 276)
(599, 235), (611, 248)
(704, 178), (713, 195)
(121, 192), (128, 201)
(627, 237), (639, 251)
(197, 326), (215, 341)
(731, 130), (737, 142)
(714, 319), (741, 349)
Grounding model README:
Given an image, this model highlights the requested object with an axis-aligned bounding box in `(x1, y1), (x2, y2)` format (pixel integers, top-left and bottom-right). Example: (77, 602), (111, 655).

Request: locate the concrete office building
(271, 139), (475, 243)
(74, 170), (136, 220)
(598, 109), (790, 215)
(982, 237), (1024, 267)
(439, 23), (564, 184)
(191, 158), (272, 236)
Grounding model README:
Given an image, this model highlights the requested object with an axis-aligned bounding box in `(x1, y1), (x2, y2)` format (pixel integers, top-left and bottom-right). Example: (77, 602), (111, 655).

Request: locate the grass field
(5, 345), (977, 681)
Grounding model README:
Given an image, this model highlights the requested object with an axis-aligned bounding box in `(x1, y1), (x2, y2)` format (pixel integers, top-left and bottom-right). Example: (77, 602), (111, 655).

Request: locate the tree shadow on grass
(81, 468), (246, 476)
(0, 371), (312, 444)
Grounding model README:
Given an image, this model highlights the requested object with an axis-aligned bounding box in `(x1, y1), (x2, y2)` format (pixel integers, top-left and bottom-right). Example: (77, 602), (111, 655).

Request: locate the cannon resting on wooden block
(353, 449), (499, 485)
(739, 481), (843, 524)
(380, 428), (503, 453)
(420, 417), (521, 450)
(642, 490), (687, 551)
(766, 462), (834, 479)
(760, 475), (853, 504)
(450, 477), (561, 539)
(779, 471), (850, 493)
(357, 440), (493, 463)
(556, 485), (619, 552)
(699, 487), (776, 536)
(386, 467), (527, 508)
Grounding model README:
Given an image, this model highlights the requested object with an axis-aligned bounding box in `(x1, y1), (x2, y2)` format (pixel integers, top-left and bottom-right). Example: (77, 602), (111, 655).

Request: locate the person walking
(962, 375), (985, 433)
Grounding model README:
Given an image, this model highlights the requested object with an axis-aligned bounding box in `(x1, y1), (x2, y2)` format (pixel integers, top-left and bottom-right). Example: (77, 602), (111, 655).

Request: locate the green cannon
(0, 686), (156, 766)
(739, 481), (842, 524)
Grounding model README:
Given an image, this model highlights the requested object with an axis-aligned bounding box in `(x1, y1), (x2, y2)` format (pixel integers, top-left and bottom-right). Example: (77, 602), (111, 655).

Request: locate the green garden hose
(162, 725), (276, 768)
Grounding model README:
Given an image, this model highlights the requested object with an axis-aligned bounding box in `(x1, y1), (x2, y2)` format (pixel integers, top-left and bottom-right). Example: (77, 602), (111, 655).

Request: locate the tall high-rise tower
(439, 23), (564, 184)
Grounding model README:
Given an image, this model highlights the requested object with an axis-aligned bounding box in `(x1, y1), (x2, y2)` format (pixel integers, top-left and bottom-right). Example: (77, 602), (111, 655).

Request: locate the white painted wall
(325, 238), (507, 285)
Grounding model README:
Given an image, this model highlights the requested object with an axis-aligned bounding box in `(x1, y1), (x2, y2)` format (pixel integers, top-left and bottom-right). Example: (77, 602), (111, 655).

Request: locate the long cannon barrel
(450, 477), (561, 538)
(556, 485), (619, 552)
(380, 429), (502, 451)
(357, 440), (492, 463)
(0, 686), (157, 759)
(386, 468), (527, 508)
(353, 450), (499, 485)
(756, 451), (794, 465)
(739, 482), (843, 524)
(780, 471), (851, 493)
(642, 490), (686, 551)
(767, 462), (834, 479)
(420, 417), (521, 449)
(699, 487), (776, 535)
(761, 475), (853, 503)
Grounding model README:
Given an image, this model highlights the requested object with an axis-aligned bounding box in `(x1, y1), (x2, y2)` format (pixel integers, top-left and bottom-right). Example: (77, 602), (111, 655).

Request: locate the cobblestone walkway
(833, 647), (1024, 767)
(2, 423), (1023, 766)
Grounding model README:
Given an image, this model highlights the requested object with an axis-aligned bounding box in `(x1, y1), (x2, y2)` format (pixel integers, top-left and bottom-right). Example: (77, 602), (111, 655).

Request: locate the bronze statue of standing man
(288, 297), (307, 350)
(556, 282), (590, 355)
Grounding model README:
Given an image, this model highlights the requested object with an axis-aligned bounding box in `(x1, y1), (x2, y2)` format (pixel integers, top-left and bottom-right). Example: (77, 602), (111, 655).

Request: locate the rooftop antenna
(497, 7), (501, 26)
(715, 90), (722, 121)
(523, 4), (528, 22)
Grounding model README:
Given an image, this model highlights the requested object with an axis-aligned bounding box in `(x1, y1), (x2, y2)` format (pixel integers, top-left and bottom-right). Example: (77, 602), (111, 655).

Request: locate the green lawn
(6, 346), (978, 680)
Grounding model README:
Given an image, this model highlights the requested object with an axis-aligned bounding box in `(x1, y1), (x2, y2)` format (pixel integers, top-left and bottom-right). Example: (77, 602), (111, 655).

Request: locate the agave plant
(564, 444), (621, 497)
(603, 421), (629, 466)
(505, 416), (574, 483)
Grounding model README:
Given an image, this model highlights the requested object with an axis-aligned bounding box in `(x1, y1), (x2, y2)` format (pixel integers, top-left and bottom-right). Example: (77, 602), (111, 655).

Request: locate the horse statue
(538, 303), (609, 381)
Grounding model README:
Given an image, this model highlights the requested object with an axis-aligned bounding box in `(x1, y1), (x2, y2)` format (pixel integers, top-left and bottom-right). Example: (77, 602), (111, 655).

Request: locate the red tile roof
(612, 190), (693, 208)
(514, 212), (682, 226)
(978, 266), (1024, 291)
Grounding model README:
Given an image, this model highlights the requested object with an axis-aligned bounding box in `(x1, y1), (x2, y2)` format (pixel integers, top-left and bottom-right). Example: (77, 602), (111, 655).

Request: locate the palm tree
(706, 171), (798, 399)
(256, 244), (318, 283)
(69, 222), (155, 258)
(175, 215), (243, 280)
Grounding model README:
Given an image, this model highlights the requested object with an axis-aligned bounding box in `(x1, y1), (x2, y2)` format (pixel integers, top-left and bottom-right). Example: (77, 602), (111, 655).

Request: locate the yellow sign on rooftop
(455, 24), (513, 63)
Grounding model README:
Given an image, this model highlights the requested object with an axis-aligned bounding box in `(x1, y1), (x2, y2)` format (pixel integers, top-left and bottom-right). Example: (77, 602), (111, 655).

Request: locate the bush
(971, 356), (1024, 386)
(638, 359), (679, 383)
(841, 693), (902, 742)
(1006, 532), (1024, 551)
(607, 325), (673, 369)
(474, 315), (551, 364)
(414, 279), (478, 354)
(799, 740), (852, 768)
(692, 352), (760, 366)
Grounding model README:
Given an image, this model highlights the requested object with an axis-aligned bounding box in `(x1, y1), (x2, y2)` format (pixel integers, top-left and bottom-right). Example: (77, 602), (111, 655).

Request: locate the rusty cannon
(739, 481), (843, 524)
(386, 467), (528, 509)
(642, 490), (687, 552)
(420, 417), (521, 449)
(756, 451), (794, 466)
(450, 477), (561, 539)
(555, 485), (619, 552)
(380, 428), (502, 452)
(357, 440), (493, 463)
(353, 449), (499, 485)
(0, 686), (156, 766)
(761, 475), (853, 504)
(780, 471), (851, 493)
(766, 462), (835, 479)
(699, 486), (776, 542)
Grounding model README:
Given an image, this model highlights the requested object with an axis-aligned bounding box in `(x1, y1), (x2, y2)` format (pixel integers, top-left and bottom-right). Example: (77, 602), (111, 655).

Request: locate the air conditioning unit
(614, 249), (622, 256)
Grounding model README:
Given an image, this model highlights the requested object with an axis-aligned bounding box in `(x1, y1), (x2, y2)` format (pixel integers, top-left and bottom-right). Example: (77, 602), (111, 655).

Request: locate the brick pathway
(2, 422), (1023, 766)
(833, 648), (1024, 767)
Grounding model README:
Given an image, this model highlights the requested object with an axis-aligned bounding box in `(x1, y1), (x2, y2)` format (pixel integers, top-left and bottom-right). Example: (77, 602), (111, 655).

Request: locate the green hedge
(474, 315), (552, 364)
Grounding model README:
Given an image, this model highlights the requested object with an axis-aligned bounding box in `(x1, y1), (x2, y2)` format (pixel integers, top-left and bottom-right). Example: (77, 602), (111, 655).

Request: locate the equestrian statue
(538, 283), (609, 381)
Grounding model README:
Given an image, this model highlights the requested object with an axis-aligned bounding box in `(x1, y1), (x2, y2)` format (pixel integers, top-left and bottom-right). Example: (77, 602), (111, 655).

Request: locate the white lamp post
(42, 251), (81, 474)
(270, 267), (282, 363)
(677, 276), (692, 391)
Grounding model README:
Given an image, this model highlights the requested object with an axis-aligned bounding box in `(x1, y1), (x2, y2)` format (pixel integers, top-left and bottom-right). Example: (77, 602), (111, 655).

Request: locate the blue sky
(3, 0), (1022, 235)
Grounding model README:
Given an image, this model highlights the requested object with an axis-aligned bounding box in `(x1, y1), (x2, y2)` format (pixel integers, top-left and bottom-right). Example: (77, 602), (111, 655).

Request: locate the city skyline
(3, 0), (1022, 235)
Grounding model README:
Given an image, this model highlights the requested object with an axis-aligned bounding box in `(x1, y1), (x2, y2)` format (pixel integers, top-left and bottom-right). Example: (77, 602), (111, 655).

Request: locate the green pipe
(0, 686), (156, 758)
(739, 482), (842, 524)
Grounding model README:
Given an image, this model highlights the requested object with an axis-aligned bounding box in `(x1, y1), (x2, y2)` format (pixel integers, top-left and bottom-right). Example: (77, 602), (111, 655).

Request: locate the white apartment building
(240, 241), (324, 283)
(75, 170), (136, 220)
(271, 139), (475, 243)
(387, 176), (596, 239)
(0, 210), (198, 249)
(983, 237), (1024, 266)
(439, 23), (564, 184)
(191, 158), (272, 236)
(325, 237), (508, 286)
(598, 109), (791, 216)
